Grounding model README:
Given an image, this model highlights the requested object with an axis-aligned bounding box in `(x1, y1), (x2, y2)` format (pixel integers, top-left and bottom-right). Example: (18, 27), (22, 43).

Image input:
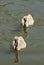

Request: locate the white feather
(12, 36), (26, 51)
(21, 14), (34, 27)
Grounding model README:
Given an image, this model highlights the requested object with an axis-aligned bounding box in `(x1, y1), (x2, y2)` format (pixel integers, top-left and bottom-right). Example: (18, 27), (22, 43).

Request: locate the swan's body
(12, 36), (26, 51)
(21, 14), (34, 27)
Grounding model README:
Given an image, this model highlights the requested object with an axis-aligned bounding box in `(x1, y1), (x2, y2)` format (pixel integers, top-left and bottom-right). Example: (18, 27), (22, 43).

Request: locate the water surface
(0, 0), (44, 65)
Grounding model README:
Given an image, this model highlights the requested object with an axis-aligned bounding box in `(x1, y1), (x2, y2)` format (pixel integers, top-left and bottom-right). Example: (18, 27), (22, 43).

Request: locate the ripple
(0, 2), (15, 7)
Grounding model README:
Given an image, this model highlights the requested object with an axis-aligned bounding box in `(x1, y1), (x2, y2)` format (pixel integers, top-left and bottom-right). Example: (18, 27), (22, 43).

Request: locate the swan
(21, 14), (34, 28)
(12, 36), (26, 51)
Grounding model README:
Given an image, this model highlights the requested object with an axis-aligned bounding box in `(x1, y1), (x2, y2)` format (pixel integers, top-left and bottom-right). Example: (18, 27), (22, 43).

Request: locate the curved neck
(24, 18), (26, 28)
(15, 39), (18, 50)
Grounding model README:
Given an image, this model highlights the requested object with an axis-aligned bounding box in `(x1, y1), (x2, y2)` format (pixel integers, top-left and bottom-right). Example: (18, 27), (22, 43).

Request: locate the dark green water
(0, 0), (44, 65)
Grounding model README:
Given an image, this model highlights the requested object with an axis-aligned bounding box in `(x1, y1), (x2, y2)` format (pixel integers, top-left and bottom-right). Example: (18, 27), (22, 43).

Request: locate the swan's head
(24, 18), (27, 28)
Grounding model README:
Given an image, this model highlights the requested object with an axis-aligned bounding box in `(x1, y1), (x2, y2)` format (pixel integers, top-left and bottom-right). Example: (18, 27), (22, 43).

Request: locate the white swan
(21, 14), (34, 27)
(12, 36), (26, 51)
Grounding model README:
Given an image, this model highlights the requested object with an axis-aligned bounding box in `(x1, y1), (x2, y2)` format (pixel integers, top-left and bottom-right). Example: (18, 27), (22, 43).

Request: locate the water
(0, 0), (44, 65)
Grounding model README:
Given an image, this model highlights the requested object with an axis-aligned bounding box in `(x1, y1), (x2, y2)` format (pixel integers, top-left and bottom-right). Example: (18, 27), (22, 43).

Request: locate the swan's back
(27, 14), (34, 25)
(18, 36), (26, 49)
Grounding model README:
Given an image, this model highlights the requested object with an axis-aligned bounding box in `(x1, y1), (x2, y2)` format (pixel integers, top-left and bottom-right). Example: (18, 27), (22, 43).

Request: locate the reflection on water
(23, 27), (29, 40)
(23, 27), (28, 33)
(14, 50), (19, 63)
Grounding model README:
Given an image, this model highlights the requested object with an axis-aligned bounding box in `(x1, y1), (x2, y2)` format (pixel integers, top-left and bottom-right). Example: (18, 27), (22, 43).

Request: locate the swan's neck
(15, 39), (18, 50)
(24, 18), (26, 28)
